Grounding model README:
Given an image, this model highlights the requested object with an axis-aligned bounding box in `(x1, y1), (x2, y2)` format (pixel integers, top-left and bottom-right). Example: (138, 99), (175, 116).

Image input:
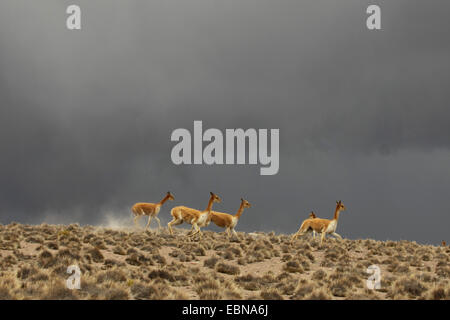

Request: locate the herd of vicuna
(131, 192), (347, 245)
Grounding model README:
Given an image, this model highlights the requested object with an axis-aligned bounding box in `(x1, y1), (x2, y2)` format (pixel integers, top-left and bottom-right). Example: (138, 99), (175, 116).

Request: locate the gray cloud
(0, 0), (449, 244)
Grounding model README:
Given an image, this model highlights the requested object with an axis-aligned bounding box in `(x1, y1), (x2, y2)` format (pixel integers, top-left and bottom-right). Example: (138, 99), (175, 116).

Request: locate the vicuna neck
(205, 196), (215, 213)
(159, 194), (170, 205)
(234, 202), (246, 219)
(333, 206), (341, 220)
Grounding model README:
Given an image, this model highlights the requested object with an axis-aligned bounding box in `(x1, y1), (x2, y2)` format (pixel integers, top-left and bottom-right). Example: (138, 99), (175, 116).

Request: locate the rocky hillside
(0, 223), (449, 299)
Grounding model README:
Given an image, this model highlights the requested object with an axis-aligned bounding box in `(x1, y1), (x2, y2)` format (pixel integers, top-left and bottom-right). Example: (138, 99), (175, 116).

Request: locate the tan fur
(307, 211), (318, 238)
(210, 198), (251, 239)
(167, 192), (221, 240)
(131, 192), (174, 230)
(291, 201), (347, 245)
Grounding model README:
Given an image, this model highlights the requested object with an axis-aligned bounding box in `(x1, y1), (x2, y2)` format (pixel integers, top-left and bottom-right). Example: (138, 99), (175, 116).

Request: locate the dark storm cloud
(0, 0), (449, 244)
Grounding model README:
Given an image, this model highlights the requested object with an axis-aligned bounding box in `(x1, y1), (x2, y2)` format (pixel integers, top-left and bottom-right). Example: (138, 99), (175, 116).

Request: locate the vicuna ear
(210, 192), (213, 196)
(241, 198), (243, 201)
(336, 201), (338, 204)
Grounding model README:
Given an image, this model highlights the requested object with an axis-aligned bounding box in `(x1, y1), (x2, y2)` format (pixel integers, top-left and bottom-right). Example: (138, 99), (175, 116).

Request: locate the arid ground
(0, 223), (449, 300)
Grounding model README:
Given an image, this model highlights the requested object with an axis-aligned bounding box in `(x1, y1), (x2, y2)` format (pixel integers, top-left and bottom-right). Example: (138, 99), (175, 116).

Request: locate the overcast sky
(0, 1), (449, 244)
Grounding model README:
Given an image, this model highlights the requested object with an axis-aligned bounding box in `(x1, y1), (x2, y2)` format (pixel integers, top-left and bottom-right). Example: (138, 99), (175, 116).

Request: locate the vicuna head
(210, 192), (222, 203)
(167, 191), (175, 201)
(308, 211), (316, 219)
(336, 200), (346, 212)
(241, 198), (251, 208)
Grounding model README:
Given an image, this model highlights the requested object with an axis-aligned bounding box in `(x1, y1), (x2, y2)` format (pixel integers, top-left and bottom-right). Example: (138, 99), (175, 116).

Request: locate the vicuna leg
(187, 225), (195, 236)
(331, 232), (342, 240)
(231, 229), (238, 239)
(189, 223), (201, 239)
(291, 227), (305, 243)
(320, 232), (326, 245)
(145, 216), (153, 230)
(154, 216), (162, 230)
(167, 218), (182, 235)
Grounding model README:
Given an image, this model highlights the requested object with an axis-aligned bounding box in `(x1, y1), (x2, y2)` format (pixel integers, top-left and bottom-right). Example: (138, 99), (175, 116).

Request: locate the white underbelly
(196, 212), (209, 227)
(230, 216), (238, 229)
(326, 220), (337, 233)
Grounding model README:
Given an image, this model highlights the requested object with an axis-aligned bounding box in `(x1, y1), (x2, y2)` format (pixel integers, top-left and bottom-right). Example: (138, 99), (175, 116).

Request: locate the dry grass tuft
(216, 262), (240, 275)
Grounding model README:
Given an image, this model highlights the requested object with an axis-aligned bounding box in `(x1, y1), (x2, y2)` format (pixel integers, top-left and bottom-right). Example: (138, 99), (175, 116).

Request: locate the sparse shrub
(394, 263), (410, 274)
(329, 279), (349, 297)
(148, 269), (175, 282)
(223, 250), (235, 260)
(43, 281), (77, 300)
(126, 253), (141, 266)
(391, 276), (427, 298)
(38, 250), (56, 268)
(104, 259), (125, 267)
(126, 248), (138, 255)
(325, 251), (339, 261)
(170, 250), (194, 262)
(103, 287), (129, 300)
(426, 287), (449, 300)
(92, 239), (107, 250)
(421, 254), (431, 261)
(260, 288), (283, 300)
(198, 289), (221, 300)
(204, 256), (220, 269)
(245, 251), (265, 263)
(113, 245), (126, 255)
(195, 278), (222, 300)
(292, 282), (316, 299)
(283, 260), (304, 273)
(276, 282), (297, 295)
(87, 247), (104, 263)
(305, 251), (315, 262)
(0, 287), (12, 299)
(435, 265), (450, 277)
(26, 236), (44, 244)
(45, 242), (59, 250)
(312, 269), (327, 281)
(97, 269), (127, 283)
(152, 254), (166, 265)
(222, 281), (243, 299)
(216, 263), (240, 275)
(57, 248), (81, 260)
(17, 266), (39, 280)
(234, 274), (260, 291)
(281, 254), (292, 262)
(305, 288), (332, 300)
(320, 259), (334, 268)
(131, 282), (151, 300)
(193, 246), (206, 256)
